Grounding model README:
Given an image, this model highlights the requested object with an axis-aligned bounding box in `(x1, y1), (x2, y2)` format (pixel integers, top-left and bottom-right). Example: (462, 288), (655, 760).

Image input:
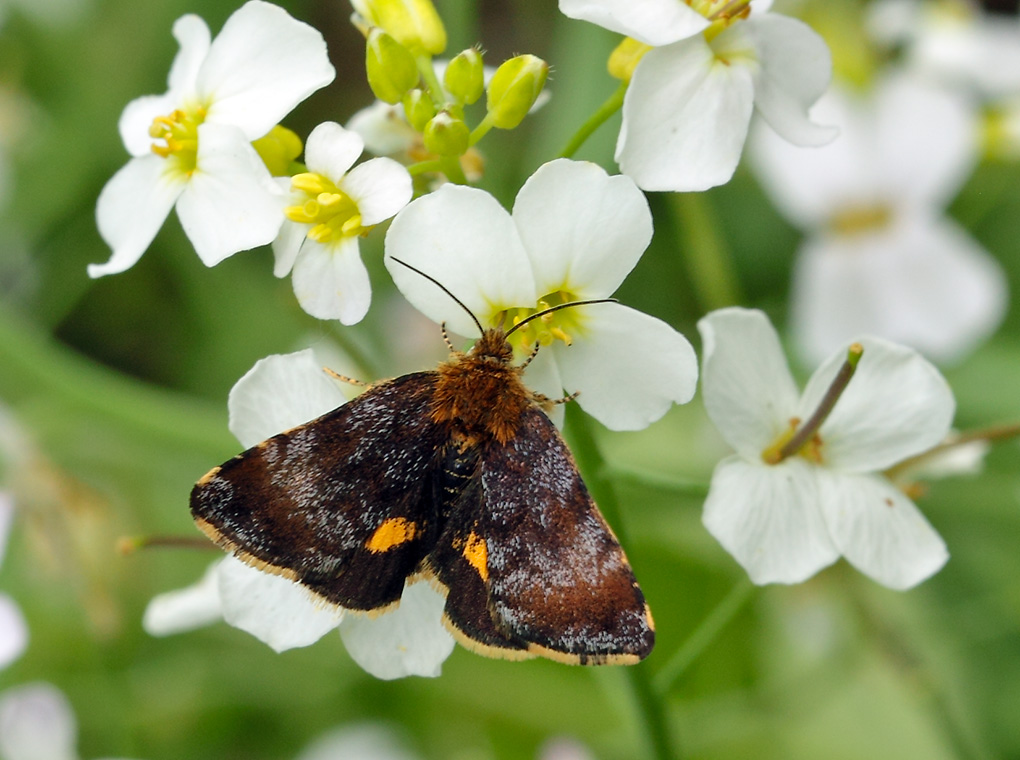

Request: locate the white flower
(144, 349), (455, 680)
(272, 122), (412, 324)
(0, 681), (143, 760)
(384, 158), (698, 431)
(868, 0), (1020, 98)
(0, 492), (28, 670)
(88, 1), (335, 278)
(296, 724), (420, 760)
(559, 0), (837, 191)
(698, 307), (954, 590)
(750, 73), (1007, 365)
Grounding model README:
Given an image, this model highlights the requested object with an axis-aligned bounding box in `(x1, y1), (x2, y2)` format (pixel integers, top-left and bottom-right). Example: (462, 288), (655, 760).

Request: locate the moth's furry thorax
(430, 328), (534, 445)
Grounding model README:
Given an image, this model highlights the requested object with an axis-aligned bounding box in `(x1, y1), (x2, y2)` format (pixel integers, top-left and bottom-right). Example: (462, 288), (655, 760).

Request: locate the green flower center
(148, 107), (206, 173)
(829, 204), (893, 236)
(503, 290), (587, 354)
(284, 173), (365, 244)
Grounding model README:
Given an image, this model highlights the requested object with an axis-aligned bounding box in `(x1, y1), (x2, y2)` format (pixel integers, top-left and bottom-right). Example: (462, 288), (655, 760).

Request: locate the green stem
(653, 578), (755, 694)
(670, 192), (744, 311)
(558, 81), (627, 159)
(0, 304), (230, 455)
(468, 111), (496, 146)
(439, 155), (468, 185)
(564, 404), (677, 760)
(416, 54), (447, 109)
(407, 159), (446, 176)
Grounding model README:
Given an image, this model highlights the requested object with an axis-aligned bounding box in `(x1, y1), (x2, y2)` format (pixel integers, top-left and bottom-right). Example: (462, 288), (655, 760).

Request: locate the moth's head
(470, 328), (514, 365)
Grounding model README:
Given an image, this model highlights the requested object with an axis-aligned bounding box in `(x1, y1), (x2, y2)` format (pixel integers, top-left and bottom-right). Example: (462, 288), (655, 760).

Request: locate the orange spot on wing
(462, 531), (488, 581)
(366, 517), (419, 553)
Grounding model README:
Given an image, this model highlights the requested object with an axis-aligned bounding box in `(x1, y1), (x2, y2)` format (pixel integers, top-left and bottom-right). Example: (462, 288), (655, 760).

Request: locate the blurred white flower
(144, 349), (455, 681)
(751, 73), (1007, 364)
(89, 1), (335, 278)
(559, 0), (837, 191)
(0, 0), (89, 31)
(868, 0), (1020, 97)
(272, 122), (412, 325)
(295, 724), (420, 760)
(384, 158), (698, 431)
(698, 307), (953, 590)
(0, 492), (28, 670)
(0, 681), (142, 760)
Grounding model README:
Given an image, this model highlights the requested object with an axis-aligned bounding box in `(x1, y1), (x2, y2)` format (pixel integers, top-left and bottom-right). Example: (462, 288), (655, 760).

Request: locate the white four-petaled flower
(699, 307), (953, 590)
(272, 122), (412, 325)
(143, 349), (455, 681)
(89, 1), (335, 278)
(559, 0), (837, 191)
(750, 73), (1007, 365)
(384, 158), (698, 431)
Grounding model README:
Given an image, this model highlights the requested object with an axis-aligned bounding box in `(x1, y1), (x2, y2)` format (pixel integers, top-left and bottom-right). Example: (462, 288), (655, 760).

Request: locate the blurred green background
(2, 0), (1020, 758)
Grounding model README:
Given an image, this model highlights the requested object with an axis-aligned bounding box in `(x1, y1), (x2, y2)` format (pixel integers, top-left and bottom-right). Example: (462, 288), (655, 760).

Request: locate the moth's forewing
(475, 407), (654, 664)
(190, 372), (448, 611)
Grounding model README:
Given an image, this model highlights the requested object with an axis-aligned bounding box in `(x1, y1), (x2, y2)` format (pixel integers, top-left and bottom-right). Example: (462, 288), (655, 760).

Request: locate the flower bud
(351, 0), (447, 55)
(366, 28), (420, 104)
(423, 111), (469, 156)
(608, 37), (651, 83)
(485, 55), (548, 130)
(444, 48), (485, 105)
(402, 88), (437, 132)
(251, 125), (303, 176)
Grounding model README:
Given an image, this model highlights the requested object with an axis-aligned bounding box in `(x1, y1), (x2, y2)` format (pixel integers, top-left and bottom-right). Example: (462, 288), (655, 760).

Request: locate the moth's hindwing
(433, 408), (655, 664)
(190, 372), (448, 612)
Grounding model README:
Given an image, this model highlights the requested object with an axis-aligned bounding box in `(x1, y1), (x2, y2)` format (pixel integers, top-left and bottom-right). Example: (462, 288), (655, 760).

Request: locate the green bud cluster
(353, 0), (549, 180)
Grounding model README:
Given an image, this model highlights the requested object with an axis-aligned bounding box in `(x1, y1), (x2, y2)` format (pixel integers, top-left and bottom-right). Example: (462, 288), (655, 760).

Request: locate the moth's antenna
(506, 298), (618, 337)
(389, 256), (485, 336)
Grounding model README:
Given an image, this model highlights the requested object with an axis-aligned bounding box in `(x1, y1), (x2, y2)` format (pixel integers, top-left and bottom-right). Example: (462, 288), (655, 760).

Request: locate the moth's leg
(532, 390), (580, 407)
(323, 367), (369, 387)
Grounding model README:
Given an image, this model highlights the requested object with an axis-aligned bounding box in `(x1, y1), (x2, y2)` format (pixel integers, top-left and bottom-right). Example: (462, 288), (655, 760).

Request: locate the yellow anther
(550, 326), (573, 346)
(291, 172), (331, 195)
(316, 192), (344, 209)
(341, 215), (363, 235)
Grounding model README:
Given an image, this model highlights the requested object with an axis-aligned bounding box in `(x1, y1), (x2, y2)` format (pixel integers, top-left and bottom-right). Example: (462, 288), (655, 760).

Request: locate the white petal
(816, 471), (947, 589)
(339, 581), (455, 680)
(618, 37), (755, 192)
(175, 122), (284, 266)
(90, 155), (186, 278)
(0, 595), (27, 669)
(291, 237), (373, 325)
(553, 305), (697, 431)
(118, 94), (178, 158)
(217, 556), (344, 652)
(272, 217), (308, 278)
(745, 15), (838, 147)
(296, 725), (419, 760)
(0, 682), (78, 760)
(384, 185), (537, 337)
(703, 456), (839, 585)
(304, 121), (364, 183)
(511, 159), (651, 298)
(346, 101), (418, 156)
(166, 14), (211, 95)
(198, 1), (335, 139)
(790, 215), (1008, 365)
(558, 0), (708, 46)
(142, 562), (223, 636)
(698, 308), (800, 460)
(340, 157), (412, 226)
(228, 349), (347, 448)
(800, 336), (955, 474)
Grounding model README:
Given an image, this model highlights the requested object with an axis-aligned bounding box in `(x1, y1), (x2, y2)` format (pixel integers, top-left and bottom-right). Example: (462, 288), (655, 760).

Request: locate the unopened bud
(251, 125), (303, 176)
(485, 55), (548, 130)
(351, 0), (447, 55)
(608, 37), (651, 82)
(423, 111), (469, 156)
(366, 28), (420, 104)
(403, 88), (437, 132)
(444, 48), (485, 105)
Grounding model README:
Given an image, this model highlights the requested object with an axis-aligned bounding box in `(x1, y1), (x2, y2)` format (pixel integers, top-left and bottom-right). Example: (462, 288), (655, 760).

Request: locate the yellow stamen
(284, 172), (368, 244)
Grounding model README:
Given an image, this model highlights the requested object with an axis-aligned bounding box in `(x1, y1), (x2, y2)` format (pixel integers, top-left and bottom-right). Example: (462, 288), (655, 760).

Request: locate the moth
(190, 261), (654, 665)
